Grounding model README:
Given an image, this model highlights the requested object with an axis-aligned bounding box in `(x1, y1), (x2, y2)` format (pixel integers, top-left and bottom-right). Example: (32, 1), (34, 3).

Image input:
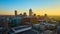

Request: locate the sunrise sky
(0, 0), (60, 16)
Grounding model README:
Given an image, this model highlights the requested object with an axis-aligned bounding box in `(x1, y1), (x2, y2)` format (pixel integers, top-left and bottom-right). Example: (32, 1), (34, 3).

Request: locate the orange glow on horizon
(0, 8), (60, 16)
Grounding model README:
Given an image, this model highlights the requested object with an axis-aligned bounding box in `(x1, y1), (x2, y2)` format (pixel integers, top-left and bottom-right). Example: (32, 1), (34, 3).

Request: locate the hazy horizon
(0, 0), (60, 16)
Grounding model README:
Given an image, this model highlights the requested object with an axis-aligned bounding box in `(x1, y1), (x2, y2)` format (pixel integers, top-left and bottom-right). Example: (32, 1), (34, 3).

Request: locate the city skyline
(0, 0), (60, 16)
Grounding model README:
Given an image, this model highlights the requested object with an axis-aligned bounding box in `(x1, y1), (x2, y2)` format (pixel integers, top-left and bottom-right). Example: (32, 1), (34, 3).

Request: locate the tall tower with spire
(29, 8), (32, 16)
(15, 10), (17, 16)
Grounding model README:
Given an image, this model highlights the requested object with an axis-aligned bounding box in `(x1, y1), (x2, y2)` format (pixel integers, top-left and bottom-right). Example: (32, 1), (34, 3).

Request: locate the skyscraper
(33, 14), (36, 16)
(23, 12), (27, 18)
(23, 12), (26, 16)
(15, 10), (17, 16)
(29, 8), (32, 16)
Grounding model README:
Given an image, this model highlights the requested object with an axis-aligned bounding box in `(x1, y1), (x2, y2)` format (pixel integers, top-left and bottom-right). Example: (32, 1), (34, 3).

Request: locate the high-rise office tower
(33, 14), (36, 16)
(15, 10), (17, 16)
(29, 8), (32, 16)
(23, 12), (27, 17)
(23, 12), (26, 16)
